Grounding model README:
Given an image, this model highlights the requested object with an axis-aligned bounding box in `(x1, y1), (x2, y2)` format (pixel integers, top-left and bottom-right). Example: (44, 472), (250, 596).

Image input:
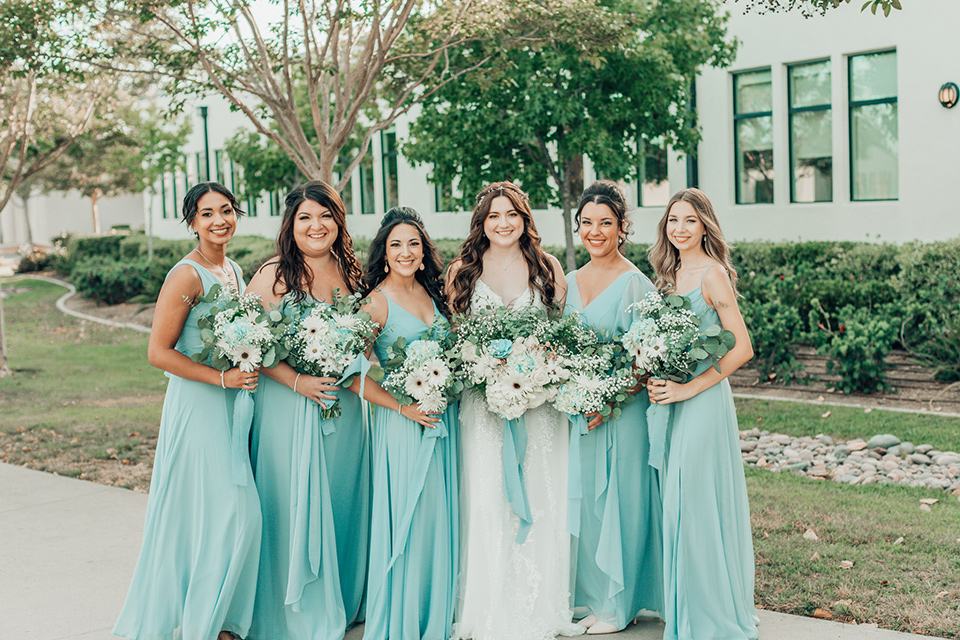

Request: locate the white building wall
(9, 2), (956, 249)
(694, 1), (960, 243)
(1, 190), (143, 246)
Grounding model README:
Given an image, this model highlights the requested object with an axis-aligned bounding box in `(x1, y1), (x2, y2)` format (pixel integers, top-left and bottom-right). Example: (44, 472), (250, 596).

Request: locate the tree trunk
(91, 189), (101, 234)
(145, 189), (154, 261)
(0, 283), (11, 377)
(19, 193), (34, 248)
(559, 156), (577, 272)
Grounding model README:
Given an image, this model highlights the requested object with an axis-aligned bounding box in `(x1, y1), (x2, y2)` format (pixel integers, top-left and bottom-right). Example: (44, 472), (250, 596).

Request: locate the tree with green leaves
(739, 0), (902, 16)
(36, 99), (186, 237)
(104, 0), (613, 193)
(0, 0), (118, 377)
(404, 0), (738, 270)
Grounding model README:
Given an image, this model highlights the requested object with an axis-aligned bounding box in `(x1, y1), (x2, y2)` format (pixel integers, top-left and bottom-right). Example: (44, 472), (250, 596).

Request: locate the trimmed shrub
(810, 302), (900, 394)
(741, 296), (805, 383)
(15, 246), (55, 273)
(71, 256), (152, 305)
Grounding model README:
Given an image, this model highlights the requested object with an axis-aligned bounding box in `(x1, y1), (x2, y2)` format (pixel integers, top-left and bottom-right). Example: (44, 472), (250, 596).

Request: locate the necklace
(197, 248), (232, 281)
(500, 252), (523, 272)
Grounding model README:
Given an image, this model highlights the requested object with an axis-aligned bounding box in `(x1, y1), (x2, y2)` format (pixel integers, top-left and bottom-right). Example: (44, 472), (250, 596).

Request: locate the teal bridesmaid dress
(564, 270), (664, 630)
(114, 259), (262, 640)
(364, 294), (459, 640)
(248, 294), (371, 640)
(661, 270), (757, 640)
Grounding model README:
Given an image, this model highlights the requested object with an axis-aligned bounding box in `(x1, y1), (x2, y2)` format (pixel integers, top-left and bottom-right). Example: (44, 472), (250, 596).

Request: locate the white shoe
(577, 615), (598, 629)
(586, 621), (620, 635)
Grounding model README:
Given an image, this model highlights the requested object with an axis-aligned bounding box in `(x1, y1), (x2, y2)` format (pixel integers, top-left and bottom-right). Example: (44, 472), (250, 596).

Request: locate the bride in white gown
(446, 181), (584, 640)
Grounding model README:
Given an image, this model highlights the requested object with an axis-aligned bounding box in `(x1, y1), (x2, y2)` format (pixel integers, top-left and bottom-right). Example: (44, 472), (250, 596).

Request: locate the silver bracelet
(220, 370), (226, 389)
(293, 372), (301, 393)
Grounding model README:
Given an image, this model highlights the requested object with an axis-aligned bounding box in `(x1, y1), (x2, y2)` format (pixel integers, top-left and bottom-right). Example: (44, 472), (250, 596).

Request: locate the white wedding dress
(452, 280), (584, 640)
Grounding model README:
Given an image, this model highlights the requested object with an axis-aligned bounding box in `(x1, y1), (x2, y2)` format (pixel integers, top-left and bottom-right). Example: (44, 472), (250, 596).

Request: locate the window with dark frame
(381, 127), (399, 212)
(359, 150), (376, 215)
(734, 69), (775, 204)
(848, 50), (898, 201)
(789, 60), (833, 203)
(637, 139), (670, 208)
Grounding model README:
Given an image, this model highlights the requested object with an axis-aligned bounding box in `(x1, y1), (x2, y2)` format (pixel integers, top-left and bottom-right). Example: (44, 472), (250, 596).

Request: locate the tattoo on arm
(714, 300), (731, 309)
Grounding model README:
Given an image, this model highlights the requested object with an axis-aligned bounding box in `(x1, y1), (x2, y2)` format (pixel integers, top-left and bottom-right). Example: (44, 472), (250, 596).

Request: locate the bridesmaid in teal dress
(646, 188), (758, 640)
(244, 181), (371, 640)
(114, 183), (261, 640)
(564, 181), (663, 635)
(360, 207), (459, 640)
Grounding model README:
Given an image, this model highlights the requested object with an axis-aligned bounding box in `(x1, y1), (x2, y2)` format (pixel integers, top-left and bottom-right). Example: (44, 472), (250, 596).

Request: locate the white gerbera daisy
(422, 358), (451, 383)
(404, 369), (431, 397)
(227, 343), (262, 372)
(301, 314), (326, 337)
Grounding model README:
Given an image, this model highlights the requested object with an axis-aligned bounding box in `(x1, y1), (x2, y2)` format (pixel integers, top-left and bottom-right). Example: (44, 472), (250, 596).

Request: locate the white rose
(461, 342), (479, 362)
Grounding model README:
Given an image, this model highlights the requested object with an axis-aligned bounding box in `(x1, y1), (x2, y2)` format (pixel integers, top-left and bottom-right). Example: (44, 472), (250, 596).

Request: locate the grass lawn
(736, 398), (960, 452)
(749, 467), (960, 637)
(0, 278), (165, 490)
(1, 277), (959, 635)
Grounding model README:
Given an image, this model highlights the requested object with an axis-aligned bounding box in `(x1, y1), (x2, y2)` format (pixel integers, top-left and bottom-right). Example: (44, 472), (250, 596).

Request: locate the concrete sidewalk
(0, 462), (942, 640)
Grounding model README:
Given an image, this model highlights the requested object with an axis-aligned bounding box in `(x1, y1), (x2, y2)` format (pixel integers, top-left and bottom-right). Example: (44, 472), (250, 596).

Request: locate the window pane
(736, 116), (774, 204)
(639, 141), (669, 207)
(382, 129), (398, 211)
(851, 51), (897, 102)
(791, 61), (831, 108)
(340, 175), (354, 215)
(360, 151), (375, 214)
(852, 102), (898, 200)
(435, 181), (454, 213)
(791, 109), (833, 203)
(735, 70), (772, 114)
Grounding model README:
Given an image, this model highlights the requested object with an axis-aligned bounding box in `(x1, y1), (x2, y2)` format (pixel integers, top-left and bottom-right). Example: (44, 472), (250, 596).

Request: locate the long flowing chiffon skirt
(114, 376), (262, 640)
(662, 379), (757, 640)
(574, 398), (663, 628)
(364, 403), (459, 640)
(249, 378), (370, 639)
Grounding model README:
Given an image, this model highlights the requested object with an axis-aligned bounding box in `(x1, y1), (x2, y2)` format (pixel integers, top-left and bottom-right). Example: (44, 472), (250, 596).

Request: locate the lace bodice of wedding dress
(452, 279), (583, 640)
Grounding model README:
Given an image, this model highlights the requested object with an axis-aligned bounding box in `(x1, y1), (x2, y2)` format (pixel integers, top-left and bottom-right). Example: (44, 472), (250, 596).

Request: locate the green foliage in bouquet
(379, 324), (463, 411)
(190, 284), (292, 371)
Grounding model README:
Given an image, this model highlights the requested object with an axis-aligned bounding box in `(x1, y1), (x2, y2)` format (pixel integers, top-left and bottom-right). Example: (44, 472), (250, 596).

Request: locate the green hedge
(58, 232), (960, 390)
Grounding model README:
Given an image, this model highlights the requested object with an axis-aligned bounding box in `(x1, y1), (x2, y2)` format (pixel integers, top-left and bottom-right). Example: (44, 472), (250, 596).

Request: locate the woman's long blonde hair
(647, 188), (738, 295)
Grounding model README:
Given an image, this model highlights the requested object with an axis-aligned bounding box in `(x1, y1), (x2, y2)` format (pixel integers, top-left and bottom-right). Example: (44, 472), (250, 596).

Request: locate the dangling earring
(384, 264), (390, 274)
(418, 263), (425, 271)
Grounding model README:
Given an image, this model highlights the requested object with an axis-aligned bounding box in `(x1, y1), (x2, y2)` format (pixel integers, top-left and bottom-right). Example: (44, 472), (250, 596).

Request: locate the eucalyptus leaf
(211, 352), (231, 371)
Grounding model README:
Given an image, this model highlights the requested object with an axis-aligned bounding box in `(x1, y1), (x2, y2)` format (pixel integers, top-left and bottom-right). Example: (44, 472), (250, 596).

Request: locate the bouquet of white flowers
(454, 306), (571, 420)
(190, 284), (290, 371)
(283, 291), (379, 419)
(190, 283), (290, 485)
(623, 290), (736, 471)
(622, 291), (735, 381)
(545, 314), (636, 423)
(380, 323), (462, 414)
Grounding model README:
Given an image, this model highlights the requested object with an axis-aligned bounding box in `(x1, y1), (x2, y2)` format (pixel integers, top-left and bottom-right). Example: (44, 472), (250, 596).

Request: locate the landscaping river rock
(740, 430), (960, 494)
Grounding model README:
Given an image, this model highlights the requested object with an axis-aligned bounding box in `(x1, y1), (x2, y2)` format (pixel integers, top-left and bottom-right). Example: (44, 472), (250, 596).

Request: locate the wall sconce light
(940, 82), (959, 109)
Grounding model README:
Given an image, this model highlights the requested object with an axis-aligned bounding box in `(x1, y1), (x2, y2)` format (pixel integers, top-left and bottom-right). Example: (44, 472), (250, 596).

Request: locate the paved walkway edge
(5, 274), (151, 334)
